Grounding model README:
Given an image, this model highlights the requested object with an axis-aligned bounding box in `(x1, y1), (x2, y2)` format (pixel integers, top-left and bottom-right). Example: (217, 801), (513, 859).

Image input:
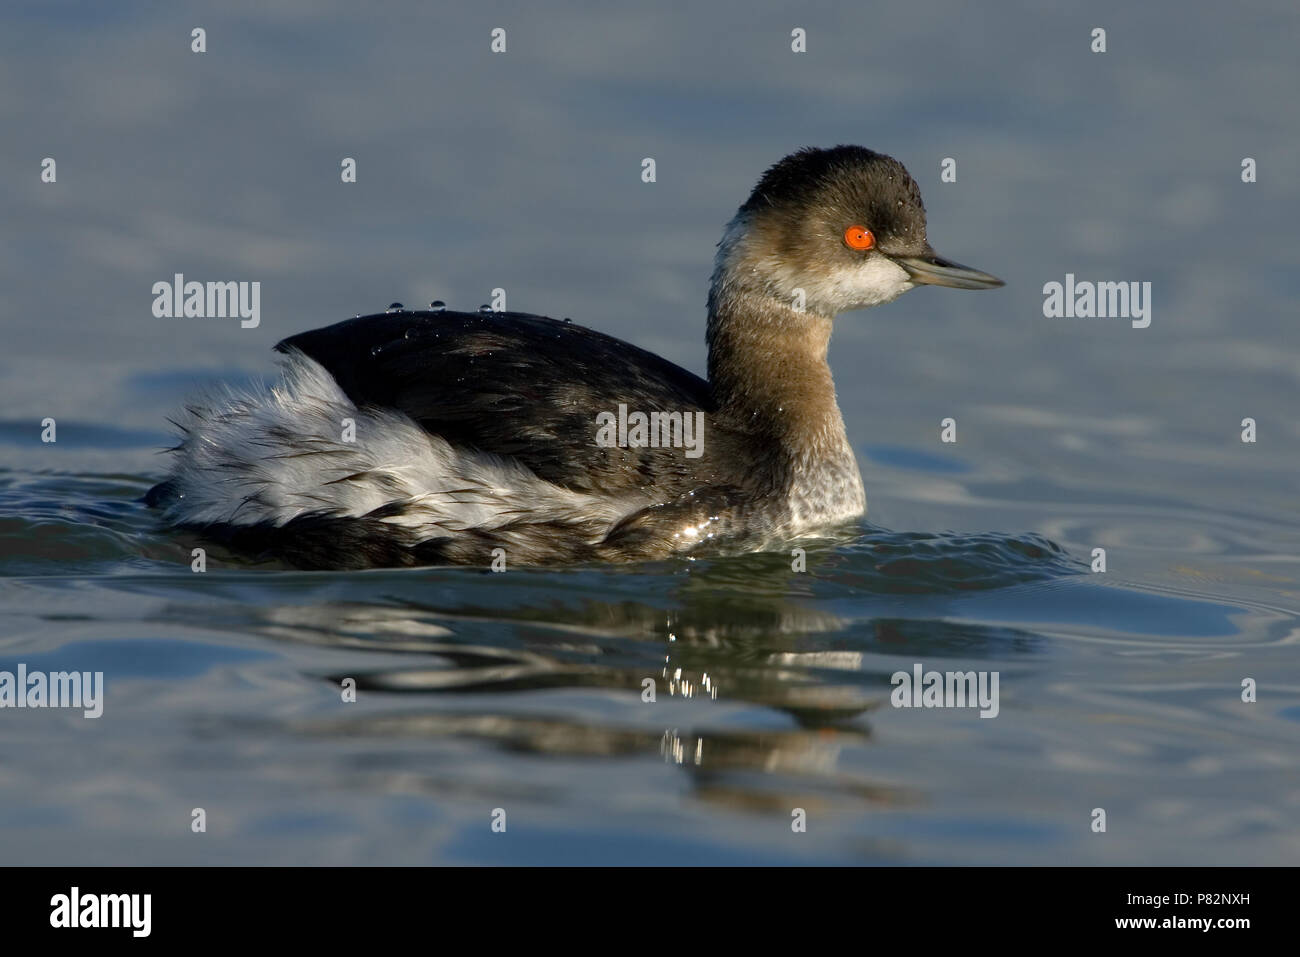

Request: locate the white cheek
(842, 257), (914, 308)
(714, 217), (915, 315)
(792, 256), (913, 313)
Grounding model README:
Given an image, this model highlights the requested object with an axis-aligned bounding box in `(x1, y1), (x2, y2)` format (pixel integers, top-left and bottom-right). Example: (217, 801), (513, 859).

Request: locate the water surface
(1, 1), (1297, 865)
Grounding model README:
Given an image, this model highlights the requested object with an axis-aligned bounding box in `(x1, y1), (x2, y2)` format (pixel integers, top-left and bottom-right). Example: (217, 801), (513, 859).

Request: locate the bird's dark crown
(739, 145), (929, 255)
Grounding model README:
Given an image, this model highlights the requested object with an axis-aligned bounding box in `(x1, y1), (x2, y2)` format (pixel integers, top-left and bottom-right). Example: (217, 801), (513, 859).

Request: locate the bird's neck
(706, 287), (855, 471)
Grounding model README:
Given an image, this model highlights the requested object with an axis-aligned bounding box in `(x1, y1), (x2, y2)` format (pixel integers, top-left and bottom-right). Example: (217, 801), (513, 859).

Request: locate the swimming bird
(147, 145), (1003, 569)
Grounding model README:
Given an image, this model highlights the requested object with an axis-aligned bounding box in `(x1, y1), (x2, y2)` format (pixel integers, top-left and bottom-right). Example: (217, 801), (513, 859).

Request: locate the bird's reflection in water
(228, 539), (1053, 814)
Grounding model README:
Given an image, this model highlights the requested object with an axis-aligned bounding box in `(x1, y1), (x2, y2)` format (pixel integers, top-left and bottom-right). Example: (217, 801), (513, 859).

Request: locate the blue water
(1, 1), (1297, 865)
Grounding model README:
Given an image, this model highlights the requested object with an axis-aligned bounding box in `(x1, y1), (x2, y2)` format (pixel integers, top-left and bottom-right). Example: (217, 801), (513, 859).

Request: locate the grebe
(147, 146), (1003, 569)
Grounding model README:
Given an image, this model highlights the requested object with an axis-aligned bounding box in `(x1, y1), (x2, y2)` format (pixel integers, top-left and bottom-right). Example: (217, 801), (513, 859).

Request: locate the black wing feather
(275, 310), (720, 494)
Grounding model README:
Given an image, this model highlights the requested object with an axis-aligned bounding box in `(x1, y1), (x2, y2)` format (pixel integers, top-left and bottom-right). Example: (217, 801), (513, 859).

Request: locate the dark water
(2, 1), (1298, 864)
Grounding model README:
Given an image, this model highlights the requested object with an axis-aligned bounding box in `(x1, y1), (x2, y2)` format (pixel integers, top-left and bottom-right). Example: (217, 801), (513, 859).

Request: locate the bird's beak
(895, 250), (1004, 290)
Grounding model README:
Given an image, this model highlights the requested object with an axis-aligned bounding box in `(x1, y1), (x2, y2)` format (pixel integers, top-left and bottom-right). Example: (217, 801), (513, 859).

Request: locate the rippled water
(2, 431), (1296, 864)
(2, 1), (1298, 864)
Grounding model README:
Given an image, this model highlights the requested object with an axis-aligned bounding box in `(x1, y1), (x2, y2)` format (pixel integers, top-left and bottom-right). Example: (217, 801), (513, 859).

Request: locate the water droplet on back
(478, 304), (492, 314)
(429, 300), (446, 312)
(386, 302), (404, 313)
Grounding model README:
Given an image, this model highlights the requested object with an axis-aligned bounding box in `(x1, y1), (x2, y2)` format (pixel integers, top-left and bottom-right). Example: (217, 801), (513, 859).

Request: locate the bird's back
(278, 309), (733, 496)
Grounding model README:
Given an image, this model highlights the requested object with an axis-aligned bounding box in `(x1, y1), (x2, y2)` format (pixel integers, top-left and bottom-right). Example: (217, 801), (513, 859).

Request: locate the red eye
(843, 225), (875, 250)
